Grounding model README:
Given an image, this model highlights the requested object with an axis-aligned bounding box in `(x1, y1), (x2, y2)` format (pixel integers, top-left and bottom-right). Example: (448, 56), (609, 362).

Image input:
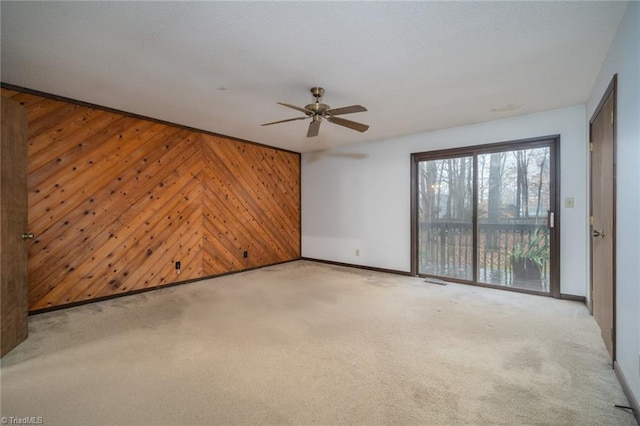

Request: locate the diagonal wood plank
(4, 88), (300, 311)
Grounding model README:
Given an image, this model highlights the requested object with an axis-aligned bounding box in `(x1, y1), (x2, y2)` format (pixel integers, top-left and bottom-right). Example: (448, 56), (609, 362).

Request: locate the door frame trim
(588, 74), (617, 361)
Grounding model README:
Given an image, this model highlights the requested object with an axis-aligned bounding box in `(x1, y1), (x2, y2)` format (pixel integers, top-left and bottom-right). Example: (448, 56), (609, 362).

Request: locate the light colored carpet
(0, 260), (635, 425)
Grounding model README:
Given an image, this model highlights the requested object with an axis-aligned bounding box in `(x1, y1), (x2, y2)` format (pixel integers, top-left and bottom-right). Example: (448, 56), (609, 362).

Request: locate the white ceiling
(1, 1), (628, 153)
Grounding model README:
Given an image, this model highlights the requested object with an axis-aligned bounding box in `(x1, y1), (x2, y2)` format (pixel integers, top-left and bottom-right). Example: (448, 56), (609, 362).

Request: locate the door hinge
(590, 216), (594, 226)
(610, 111), (614, 125)
(589, 142), (594, 152)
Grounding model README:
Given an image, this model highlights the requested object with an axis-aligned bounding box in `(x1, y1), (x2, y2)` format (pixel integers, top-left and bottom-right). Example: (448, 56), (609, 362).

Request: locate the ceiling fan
(261, 87), (369, 137)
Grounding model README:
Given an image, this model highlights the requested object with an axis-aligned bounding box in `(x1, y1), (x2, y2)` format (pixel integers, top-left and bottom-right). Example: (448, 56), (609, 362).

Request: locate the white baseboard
(614, 361), (640, 424)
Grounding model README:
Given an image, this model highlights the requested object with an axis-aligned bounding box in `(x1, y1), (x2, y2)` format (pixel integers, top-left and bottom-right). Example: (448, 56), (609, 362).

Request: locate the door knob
(21, 232), (35, 240)
(591, 229), (605, 238)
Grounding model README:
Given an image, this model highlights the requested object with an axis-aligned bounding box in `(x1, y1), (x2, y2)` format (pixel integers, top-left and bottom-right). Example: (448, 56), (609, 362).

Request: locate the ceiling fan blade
(326, 116), (369, 133)
(261, 116), (309, 126)
(277, 102), (313, 115)
(325, 105), (367, 116)
(307, 120), (321, 137)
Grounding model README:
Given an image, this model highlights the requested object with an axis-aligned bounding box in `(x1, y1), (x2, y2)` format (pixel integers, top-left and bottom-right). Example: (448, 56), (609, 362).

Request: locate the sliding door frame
(410, 135), (561, 298)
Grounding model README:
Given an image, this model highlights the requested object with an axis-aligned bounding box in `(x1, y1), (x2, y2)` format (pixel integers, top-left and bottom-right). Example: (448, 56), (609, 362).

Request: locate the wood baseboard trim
(559, 293), (587, 303)
(301, 259), (589, 303)
(29, 258), (301, 315)
(31, 257), (588, 314)
(614, 361), (640, 424)
(300, 257), (412, 277)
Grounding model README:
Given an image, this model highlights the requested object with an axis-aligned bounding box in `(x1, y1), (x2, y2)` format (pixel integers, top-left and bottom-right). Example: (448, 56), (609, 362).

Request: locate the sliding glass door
(417, 156), (474, 280)
(412, 137), (559, 296)
(477, 146), (551, 291)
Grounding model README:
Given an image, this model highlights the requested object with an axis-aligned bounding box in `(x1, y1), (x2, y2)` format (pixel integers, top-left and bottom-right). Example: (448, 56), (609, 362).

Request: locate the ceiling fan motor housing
(305, 102), (330, 115)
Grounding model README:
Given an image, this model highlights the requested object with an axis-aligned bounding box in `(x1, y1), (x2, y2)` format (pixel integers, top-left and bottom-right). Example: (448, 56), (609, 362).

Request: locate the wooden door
(1, 96), (29, 357)
(590, 79), (616, 361)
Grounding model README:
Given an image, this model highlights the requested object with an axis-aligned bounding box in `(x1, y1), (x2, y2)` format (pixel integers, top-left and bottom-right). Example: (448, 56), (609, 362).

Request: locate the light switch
(565, 197), (575, 208)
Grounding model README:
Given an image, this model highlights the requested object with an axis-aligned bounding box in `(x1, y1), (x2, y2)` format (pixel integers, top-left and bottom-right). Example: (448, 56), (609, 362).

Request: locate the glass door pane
(477, 147), (551, 291)
(417, 157), (473, 280)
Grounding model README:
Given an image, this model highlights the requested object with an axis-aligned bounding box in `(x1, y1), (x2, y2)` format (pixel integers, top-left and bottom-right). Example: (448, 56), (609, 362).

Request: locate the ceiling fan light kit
(262, 87), (369, 137)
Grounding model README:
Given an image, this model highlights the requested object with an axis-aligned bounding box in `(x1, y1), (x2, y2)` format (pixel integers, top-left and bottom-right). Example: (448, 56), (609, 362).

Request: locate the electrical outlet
(355, 249), (360, 256)
(243, 251), (248, 258)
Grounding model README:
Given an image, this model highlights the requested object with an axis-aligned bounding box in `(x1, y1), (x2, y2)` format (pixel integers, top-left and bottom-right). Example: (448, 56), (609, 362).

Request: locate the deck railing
(418, 221), (550, 290)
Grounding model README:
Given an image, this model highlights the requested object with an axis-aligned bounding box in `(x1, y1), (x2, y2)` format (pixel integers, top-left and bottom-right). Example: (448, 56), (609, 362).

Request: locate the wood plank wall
(1, 87), (301, 312)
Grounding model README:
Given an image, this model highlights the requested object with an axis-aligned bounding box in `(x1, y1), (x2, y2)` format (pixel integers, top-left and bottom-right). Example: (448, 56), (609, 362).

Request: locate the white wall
(586, 1), (640, 408)
(303, 105), (588, 297)
(303, 1), (637, 405)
